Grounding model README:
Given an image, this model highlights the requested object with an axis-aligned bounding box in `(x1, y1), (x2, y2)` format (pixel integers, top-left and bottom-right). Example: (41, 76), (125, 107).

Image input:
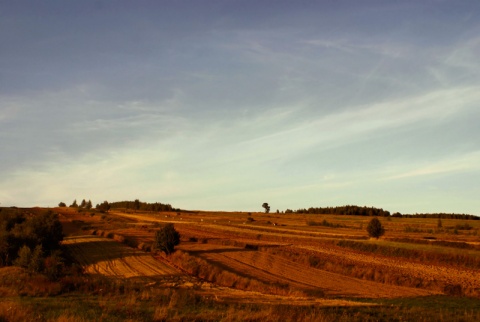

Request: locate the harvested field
(61, 236), (372, 307)
(179, 243), (436, 298)
(198, 286), (375, 307)
(62, 236), (179, 279)
(296, 244), (480, 294)
(59, 210), (480, 300)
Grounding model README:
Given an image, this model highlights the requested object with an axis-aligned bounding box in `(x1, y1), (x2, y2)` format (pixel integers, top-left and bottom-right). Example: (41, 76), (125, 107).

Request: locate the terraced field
(59, 209), (480, 301)
(61, 235), (372, 307)
(297, 244), (480, 294)
(62, 236), (179, 279)
(180, 243), (436, 298)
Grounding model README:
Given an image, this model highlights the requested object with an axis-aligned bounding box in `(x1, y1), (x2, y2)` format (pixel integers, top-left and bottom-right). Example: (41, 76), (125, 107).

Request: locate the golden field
(1, 206), (479, 321)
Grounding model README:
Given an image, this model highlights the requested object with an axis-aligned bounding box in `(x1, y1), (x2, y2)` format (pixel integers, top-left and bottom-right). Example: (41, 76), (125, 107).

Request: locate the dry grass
(0, 301), (34, 322)
(51, 208), (480, 313)
(82, 210), (480, 298)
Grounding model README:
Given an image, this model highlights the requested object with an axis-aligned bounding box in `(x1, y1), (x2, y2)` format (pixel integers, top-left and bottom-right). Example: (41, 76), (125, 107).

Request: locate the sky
(1, 1), (479, 215)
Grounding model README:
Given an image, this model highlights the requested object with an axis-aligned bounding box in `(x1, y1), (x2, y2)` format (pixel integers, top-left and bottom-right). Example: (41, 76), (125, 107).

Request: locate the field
(84, 209), (480, 296)
(62, 236), (180, 279)
(1, 206), (480, 321)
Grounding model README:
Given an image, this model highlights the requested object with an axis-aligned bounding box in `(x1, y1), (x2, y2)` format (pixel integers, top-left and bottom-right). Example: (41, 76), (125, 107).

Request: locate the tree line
(399, 213), (479, 220)
(59, 199), (178, 213)
(286, 205), (391, 217)
(109, 199), (176, 212)
(282, 205), (478, 220)
(59, 199), (92, 209)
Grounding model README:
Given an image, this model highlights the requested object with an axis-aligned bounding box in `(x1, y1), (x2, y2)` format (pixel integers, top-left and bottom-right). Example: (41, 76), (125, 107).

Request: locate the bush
(154, 224), (180, 255)
(14, 245), (32, 269)
(367, 218), (385, 239)
(307, 219), (346, 228)
(44, 251), (64, 281)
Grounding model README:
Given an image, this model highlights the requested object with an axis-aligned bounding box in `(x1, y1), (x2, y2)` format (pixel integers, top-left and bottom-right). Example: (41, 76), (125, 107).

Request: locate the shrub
(367, 218), (385, 239)
(44, 251), (64, 281)
(154, 224), (180, 255)
(14, 245), (32, 269)
(307, 219), (346, 228)
(308, 256), (320, 268)
(455, 223), (472, 230)
(29, 245), (44, 273)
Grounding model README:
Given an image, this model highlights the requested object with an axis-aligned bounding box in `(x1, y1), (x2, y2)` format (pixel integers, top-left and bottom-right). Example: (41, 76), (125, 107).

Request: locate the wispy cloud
(1, 1), (480, 214)
(235, 85), (480, 157)
(383, 151), (480, 181)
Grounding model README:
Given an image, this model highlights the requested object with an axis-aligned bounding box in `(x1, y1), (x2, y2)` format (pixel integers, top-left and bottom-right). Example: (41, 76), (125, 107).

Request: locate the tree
(14, 245), (31, 269)
(437, 218), (443, 228)
(80, 199), (86, 208)
(44, 251), (64, 281)
(134, 199), (140, 212)
(26, 211), (64, 251)
(86, 200), (92, 210)
(69, 199), (78, 208)
(154, 224), (180, 255)
(367, 217), (385, 239)
(58, 202), (66, 207)
(29, 245), (44, 273)
(96, 201), (110, 213)
(262, 203), (270, 214)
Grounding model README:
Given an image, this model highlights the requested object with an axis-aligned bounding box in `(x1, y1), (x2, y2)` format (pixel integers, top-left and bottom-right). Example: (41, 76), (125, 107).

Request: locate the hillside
(1, 206), (479, 321)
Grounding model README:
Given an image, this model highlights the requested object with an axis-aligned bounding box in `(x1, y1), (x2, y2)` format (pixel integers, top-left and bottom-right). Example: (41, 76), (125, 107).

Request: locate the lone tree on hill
(262, 202), (270, 214)
(367, 217), (385, 239)
(154, 223), (180, 255)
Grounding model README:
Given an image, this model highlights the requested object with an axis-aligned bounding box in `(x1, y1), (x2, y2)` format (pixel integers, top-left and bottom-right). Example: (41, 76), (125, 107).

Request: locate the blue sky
(1, 1), (479, 215)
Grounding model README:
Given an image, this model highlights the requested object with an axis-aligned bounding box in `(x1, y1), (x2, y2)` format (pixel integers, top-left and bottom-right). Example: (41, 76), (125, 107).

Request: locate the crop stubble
(62, 236), (179, 278)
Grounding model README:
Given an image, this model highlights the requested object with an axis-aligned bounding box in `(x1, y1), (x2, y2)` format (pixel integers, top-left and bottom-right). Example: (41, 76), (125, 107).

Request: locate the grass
(336, 239), (480, 269)
(1, 293), (479, 322)
(306, 219), (347, 228)
(2, 207), (480, 320)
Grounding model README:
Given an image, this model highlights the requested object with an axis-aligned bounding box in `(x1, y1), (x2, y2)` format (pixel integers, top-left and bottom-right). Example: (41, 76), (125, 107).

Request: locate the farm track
(181, 243), (435, 298)
(111, 211), (365, 241)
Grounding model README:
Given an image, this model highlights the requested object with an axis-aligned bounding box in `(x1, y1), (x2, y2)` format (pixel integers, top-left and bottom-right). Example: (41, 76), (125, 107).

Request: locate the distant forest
(286, 205), (478, 220)
(59, 198), (478, 220)
(109, 200), (177, 212)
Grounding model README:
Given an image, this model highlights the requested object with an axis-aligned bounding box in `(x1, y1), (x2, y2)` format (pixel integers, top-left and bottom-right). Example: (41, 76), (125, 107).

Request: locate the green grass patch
(3, 294), (480, 322)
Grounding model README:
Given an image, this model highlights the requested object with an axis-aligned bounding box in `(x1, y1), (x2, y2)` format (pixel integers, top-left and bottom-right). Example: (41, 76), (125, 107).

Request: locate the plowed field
(62, 236), (179, 278)
(61, 210), (480, 299)
(61, 236), (372, 307)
